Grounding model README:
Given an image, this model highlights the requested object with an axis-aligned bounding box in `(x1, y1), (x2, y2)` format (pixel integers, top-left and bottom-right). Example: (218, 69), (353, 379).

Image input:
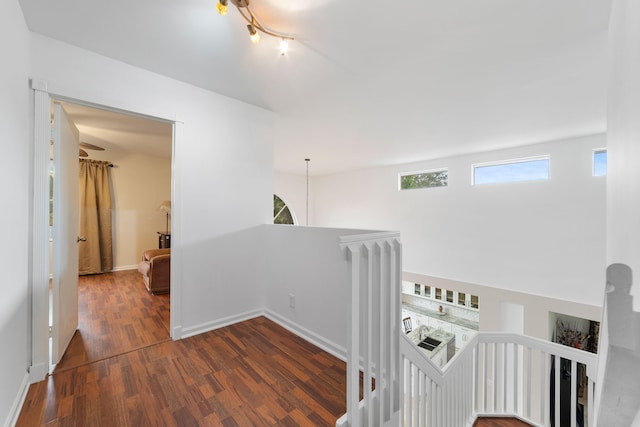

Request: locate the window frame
(471, 155), (550, 185)
(398, 167), (449, 191)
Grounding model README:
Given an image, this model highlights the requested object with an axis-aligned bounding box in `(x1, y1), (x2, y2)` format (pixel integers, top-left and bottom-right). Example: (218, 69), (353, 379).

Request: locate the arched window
(273, 194), (295, 225)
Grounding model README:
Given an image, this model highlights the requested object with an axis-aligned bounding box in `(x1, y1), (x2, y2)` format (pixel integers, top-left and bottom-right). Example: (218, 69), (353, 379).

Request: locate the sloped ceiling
(20, 0), (611, 175)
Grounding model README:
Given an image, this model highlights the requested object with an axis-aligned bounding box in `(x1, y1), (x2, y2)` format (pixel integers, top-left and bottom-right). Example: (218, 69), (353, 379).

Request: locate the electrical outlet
(289, 293), (295, 309)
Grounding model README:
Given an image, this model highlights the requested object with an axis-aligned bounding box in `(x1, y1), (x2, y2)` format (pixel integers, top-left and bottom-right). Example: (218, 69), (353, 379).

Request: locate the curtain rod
(79, 158), (115, 167)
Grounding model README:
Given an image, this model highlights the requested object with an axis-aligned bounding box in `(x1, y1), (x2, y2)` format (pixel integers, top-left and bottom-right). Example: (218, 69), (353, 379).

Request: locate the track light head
(216, 0), (228, 16)
(247, 24), (261, 44)
(217, 0), (293, 50)
(279, 39), (289, 55)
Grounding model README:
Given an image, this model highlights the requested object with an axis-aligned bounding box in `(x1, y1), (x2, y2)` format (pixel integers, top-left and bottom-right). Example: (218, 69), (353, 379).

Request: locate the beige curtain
(78, 159), (113, 275)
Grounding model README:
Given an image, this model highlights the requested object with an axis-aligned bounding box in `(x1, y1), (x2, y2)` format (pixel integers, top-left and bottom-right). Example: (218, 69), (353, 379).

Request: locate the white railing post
(339, 232), (402, 427)
(339, 233), (599, 427)
(346, 244), (361, 427)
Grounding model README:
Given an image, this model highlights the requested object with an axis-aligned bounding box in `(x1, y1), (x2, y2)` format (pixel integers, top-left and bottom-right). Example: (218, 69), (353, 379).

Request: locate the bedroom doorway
(32, 87), (179, 378)
(49, 100), (173, 371)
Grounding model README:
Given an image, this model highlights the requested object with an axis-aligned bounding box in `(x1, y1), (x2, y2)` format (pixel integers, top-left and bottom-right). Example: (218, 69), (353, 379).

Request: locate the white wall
(596, 0), (640, 421)
(312, 134), (606, 307)
(263, 225), (371, 357)
(607, 0), (640, 311)
(29, 34), (274, 336)
(89, 147), (172, 269)
(0, 0), (31, 425)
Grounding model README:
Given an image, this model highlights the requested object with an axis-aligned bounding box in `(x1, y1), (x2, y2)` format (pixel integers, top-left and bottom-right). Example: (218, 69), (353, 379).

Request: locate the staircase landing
(474, 417), (534, 427)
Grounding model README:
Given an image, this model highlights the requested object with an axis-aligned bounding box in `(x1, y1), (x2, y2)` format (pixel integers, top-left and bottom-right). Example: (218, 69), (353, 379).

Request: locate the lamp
(158, 200), (171, 234)
(216, 0), (294, 49)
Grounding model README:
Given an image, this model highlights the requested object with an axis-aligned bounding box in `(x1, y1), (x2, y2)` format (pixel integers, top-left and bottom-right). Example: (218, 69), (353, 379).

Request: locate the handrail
(338, 231), (401, 246)
(476, 332), (598, 376)
(398, 329), (598, 427)
(338, 232), (599, 427)
(400, 333), (445, 385)
(404, 330), (598, 381)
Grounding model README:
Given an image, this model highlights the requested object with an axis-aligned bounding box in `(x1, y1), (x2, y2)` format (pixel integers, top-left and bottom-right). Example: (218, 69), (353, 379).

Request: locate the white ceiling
(60, 102), (173, 160)
(21, 0), (611, 175)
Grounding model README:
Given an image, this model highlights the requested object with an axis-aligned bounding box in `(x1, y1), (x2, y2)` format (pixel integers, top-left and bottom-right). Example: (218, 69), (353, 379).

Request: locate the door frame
(29, 79), (183, 382)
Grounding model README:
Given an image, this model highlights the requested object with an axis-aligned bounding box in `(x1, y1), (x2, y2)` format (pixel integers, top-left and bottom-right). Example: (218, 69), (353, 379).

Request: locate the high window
(399, 169), (448, 190)
(593, 149), (607, 176)
(473, 156), (550, 185)
(273, 194), (295, 225)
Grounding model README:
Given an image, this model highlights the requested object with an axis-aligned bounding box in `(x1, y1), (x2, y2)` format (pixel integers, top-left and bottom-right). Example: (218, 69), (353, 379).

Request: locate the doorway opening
(47, 99), (174, 372)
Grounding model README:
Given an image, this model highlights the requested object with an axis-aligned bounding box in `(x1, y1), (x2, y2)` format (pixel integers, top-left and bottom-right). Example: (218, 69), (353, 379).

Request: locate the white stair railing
(398, 331), (598, 427)
(400, 333), (476, 427)
(337, 232), (402, 427)
(336, 234), (598, 427)
(475, 333), (598, 427)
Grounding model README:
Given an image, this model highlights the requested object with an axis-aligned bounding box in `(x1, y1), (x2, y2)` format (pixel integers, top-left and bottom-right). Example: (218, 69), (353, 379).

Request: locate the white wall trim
(3, 373), (29, 427)
(29, 82), (182, 373)
(180, 309), (264, 339)
(179, 308), (346, 363)
(28, 363), (47, 385)
(29, 85), (51, 384)
(172, 325), (182, 340)
(264, 309), (347, 362)
(169, 121), (183, 340)
(110, 265), (138, 272)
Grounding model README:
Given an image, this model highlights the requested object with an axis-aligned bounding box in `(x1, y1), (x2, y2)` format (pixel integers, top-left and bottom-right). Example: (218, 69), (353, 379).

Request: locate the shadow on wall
(598, 263), (640, 427)
(606, 263), (640, 351)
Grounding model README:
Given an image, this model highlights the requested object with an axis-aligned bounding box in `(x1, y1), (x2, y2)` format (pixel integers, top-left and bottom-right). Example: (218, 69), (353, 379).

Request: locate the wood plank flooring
(21, 270), (527, 426)
(18, 270), (350, 426)
(474, 417), (535, 427)
(54, 270), (170, 372)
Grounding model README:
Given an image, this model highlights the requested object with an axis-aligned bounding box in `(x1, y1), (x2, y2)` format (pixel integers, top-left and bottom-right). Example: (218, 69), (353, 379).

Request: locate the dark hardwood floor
(17, 271), (349, 426)
(21, 270), (527, 426)
(54, 270), (170, 372)
(474, 417), (535, 427)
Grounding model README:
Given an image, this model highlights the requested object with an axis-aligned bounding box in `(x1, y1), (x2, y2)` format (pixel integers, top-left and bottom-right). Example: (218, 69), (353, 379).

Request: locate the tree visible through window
(274, 194), (295, 225)
(399, 169), (448, 190)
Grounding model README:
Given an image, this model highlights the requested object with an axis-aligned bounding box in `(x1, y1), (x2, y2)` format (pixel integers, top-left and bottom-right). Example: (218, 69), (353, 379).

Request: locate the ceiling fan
(79, 141), (105, 157)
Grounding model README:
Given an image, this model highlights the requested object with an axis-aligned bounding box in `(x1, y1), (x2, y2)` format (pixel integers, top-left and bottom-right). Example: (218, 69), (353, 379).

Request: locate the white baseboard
(263, 309), (347, 362)
(4, 373), (29, 427)
(28, 363), (47, 384)
(171, 325), (182, 340)
(110, 265), (138, 272)
(180, 309), (264, 338)
(178, 309), (346, 363)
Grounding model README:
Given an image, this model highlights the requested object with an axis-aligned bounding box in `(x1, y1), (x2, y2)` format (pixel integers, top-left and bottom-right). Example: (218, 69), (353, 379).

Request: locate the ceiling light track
(217, 0), (293, 52)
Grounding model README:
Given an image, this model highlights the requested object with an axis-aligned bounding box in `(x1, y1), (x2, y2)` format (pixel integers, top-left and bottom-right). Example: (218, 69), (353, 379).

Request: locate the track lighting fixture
(279, 39), (289, 55)
(216, 0), (293, 49)
(216, 0), (228, 15)
(247, 21), (261, 44)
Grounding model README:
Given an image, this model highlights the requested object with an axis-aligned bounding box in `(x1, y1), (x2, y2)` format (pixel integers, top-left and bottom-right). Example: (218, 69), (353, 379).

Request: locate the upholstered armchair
(137, 248), (170, 294)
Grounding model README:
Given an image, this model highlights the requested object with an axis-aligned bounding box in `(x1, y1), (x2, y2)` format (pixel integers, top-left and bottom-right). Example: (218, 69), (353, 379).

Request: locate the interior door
(51, 102), (80, 365)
